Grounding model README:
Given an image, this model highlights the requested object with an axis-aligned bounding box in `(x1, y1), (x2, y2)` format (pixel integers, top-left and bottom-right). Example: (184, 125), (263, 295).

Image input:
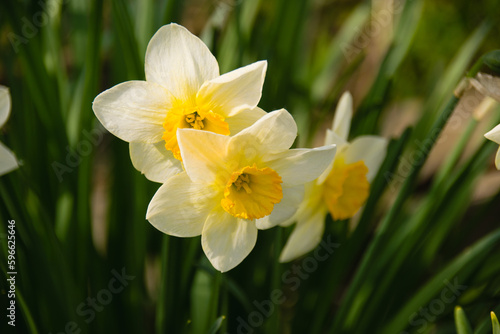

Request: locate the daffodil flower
(279, 92), (387, 262)
(0, 86), (19, 176)
(485, 124), (500, 170)
(470, 73), (500, 102)
(146, 109), (336, 272)
(93, 23), (267, 183)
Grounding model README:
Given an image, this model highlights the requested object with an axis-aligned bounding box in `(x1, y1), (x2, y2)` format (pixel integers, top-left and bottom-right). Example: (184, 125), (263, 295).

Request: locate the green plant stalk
(0, 260), (39, 334)
(455, 306), (474, 334)
(156, 235), (170, 334)
(112, 0), (143, 79)
(382, 228), (500, 333)
(72, 0), (103, 295)
(162, 0), (183, 25)
(268, 227), (283, 333)
(0, 177), (80, 328)
(475, 305), (500, 334)
(492, 312), (500, 334)
(220, 285), (229, 334)
(207, 271), (222, 331)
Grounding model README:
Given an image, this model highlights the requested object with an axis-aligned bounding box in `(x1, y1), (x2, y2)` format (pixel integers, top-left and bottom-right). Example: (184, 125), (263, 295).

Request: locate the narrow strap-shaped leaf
(455, 306), (473, 334)
(382, 229), (500, 333)
(492, 312), (500, 334)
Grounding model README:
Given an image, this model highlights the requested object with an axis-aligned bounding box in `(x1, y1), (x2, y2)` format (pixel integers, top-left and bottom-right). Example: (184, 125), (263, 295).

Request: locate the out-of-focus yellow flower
(0, 86), (19, 176)
(485, 124), (500, 170)
(146, 110), (336, 272)
(279, 92), (387, 262)
(93, 23), (267, 183)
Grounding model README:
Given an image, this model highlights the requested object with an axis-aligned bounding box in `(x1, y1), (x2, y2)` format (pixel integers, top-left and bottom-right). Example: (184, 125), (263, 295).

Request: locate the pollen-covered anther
(233, 174), (252, 193)
(185, 112), (205, 129)
(162, 107), (230, 161)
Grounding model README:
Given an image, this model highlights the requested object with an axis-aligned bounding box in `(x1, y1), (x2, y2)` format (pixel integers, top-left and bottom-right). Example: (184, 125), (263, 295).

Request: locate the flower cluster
(91, 24), (387, 271)
(89, 23), (493, 272)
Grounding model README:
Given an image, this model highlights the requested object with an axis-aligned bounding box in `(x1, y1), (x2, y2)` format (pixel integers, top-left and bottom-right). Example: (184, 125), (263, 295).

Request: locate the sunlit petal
(331, 91), (353, 141)
(145, 23), (219, 102)
(146, 173), (216, 237)
(343, 136), (387, 182)
(197, 61), (267, 117)
(0, 86), (11, 128)
(255, 185), (304, 229)
(129, 142), (183, 183)
(0, 142), (18, 176)
(202, 208), (258, 272)
(92, 81), (170, 143)
(264, 145), (336, 186)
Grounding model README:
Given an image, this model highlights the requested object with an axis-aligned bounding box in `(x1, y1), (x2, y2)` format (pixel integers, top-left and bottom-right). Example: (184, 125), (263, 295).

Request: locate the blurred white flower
(0, 86), (19, 176)
(485, 124), (500, 170)
(279, 92), (387, 262)
(470, 72), (500, 102)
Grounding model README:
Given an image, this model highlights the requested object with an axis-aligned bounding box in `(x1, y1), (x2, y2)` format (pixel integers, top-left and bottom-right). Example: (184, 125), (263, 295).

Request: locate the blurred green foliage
(0, 0), (499, 333)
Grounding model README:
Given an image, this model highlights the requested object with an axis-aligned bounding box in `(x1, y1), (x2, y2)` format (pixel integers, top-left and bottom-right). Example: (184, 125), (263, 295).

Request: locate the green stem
(156, 235), (170, 334)
(269, 227), (283, 333)
(207, 271), (222, 331)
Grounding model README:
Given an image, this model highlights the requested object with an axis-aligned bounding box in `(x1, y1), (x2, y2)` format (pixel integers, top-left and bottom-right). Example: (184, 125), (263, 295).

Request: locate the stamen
(162, 106), (229, 161)
(233, 174), (252, 193)
(241, 182), (252, 194)
(185, 112), (205, 130)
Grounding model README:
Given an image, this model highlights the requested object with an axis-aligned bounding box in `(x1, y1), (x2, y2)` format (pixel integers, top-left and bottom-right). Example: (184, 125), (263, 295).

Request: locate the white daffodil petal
(470, 73), (500, 103)
(319, 130), (348, 185)
(264, 145), (336, 186)
(495, 147), (500, 170)
(343, 136), (387, 182)
(255, 185), (304, 229)
(130, 142), (182, 183)
(280, 181), (325, 227)
(0, 142), (18, 176)
(202, 209), (258, 272)
(324, 129), (348, 147)
(177, 129), (230, 185)
(224, 107), (267, 134)
(0, 86), (11, 128)
(145, 23), (219, 102)
(197, 61), (267, 117)
(146, 172), (215, 237)
(92, 81), (170, 143)
(230, 109), (297, 155)
(279, 209), (326, 263)
(485, 124), (500, 145)
(332, 92), (353, 141)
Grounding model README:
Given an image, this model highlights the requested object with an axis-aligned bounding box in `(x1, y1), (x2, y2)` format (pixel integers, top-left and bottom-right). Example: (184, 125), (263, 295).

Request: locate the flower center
(221, 164), (283, 220)
(322, 157), (369, 220)
(184, 112), (205, 130)
(162, 105), (230, 161)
